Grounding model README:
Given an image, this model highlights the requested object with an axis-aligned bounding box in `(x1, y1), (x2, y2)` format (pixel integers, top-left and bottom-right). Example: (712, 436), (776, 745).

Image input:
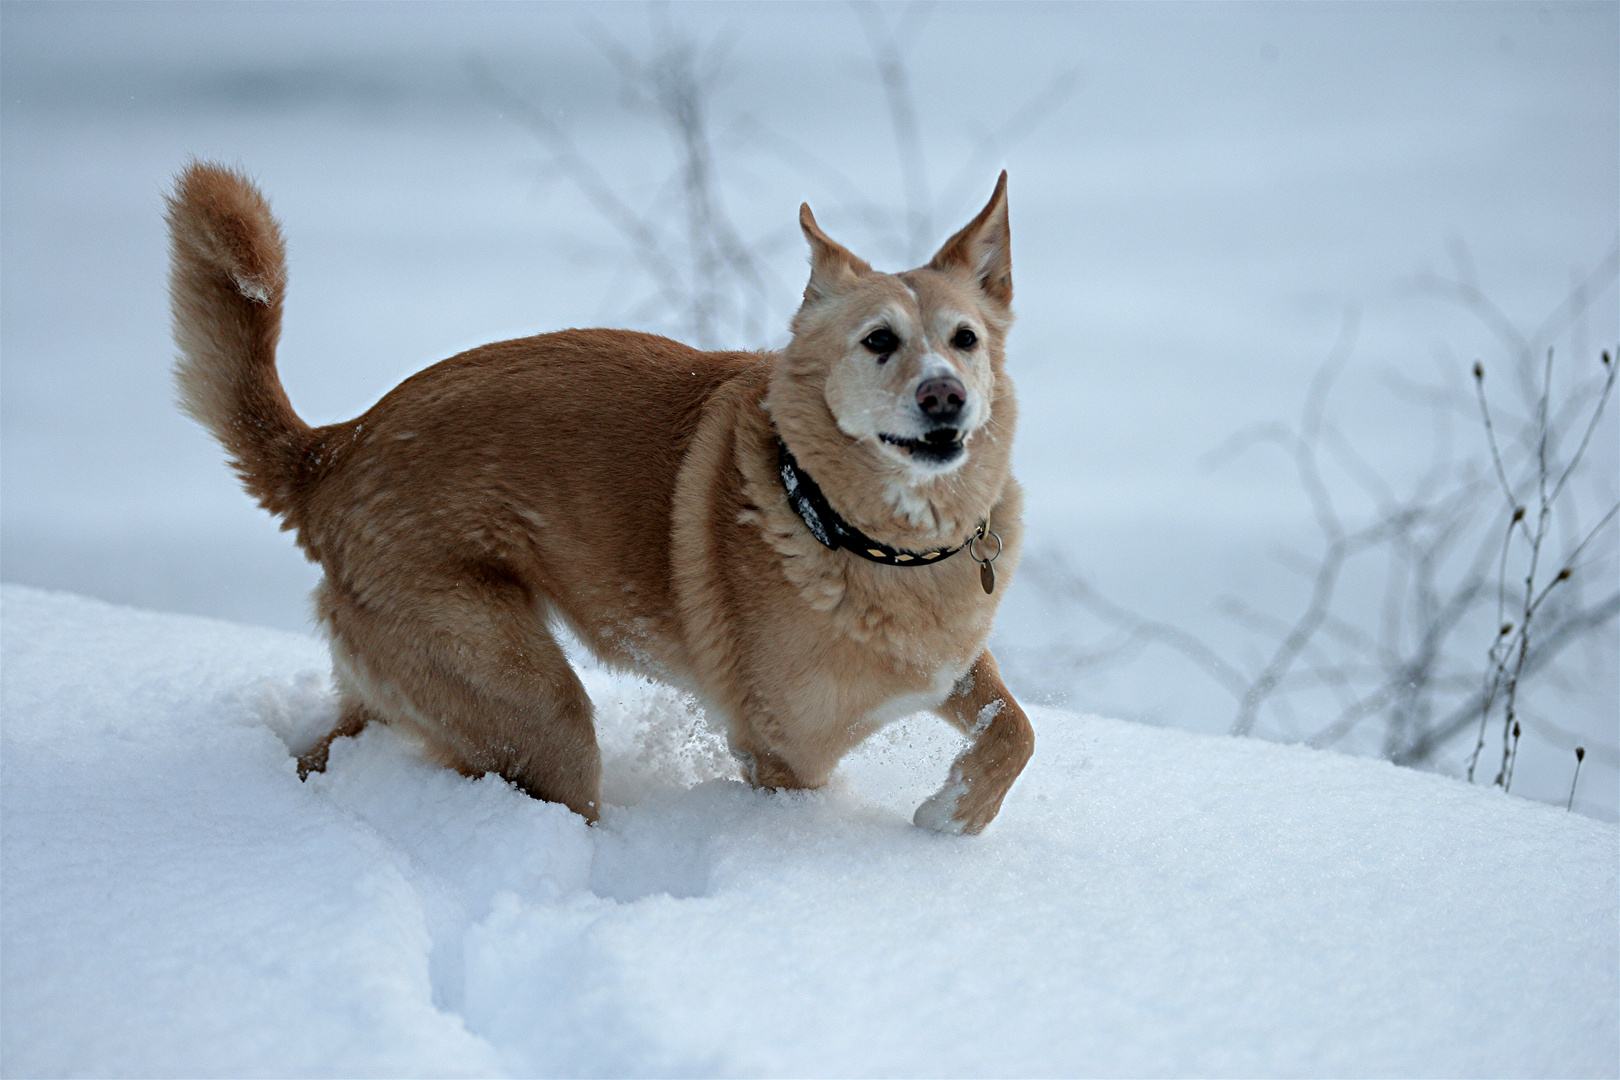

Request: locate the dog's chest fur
(668, 372), (1022, 781)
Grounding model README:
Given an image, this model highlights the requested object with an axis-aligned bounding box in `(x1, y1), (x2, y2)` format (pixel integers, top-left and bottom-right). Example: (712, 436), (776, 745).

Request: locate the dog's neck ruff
(776, 437), (980, 567)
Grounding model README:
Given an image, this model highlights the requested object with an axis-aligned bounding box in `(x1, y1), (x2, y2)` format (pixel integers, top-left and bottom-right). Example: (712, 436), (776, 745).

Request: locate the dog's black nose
(916, 375), (966, 422)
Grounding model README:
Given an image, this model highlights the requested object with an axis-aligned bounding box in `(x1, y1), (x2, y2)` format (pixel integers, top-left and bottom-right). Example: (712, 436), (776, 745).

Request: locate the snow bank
(2, 584), (1614, 1078)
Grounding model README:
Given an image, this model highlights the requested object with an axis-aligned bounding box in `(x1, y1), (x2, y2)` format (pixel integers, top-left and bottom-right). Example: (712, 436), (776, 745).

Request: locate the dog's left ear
(928, 171), (1011, 308)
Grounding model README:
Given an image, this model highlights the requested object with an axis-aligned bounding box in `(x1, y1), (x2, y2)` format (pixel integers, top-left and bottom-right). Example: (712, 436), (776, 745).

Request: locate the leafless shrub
(468, 20), (779, 351)
(1464, 344), (1616, 788)
(1035, 255), (1619, 796)
(469, 4), (1075, 348)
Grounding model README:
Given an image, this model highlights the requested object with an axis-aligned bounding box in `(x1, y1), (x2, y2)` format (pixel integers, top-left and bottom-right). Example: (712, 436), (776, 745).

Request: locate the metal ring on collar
(968, 527), (1002, 565)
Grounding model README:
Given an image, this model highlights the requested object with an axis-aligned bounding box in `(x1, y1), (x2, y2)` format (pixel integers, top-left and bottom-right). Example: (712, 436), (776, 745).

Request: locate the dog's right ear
(799, 204), (871, 304)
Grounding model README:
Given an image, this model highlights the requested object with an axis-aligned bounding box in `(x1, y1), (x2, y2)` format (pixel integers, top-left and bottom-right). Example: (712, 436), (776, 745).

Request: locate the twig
(853, 1), (935, 262)
(1568, 746), (1586, 811)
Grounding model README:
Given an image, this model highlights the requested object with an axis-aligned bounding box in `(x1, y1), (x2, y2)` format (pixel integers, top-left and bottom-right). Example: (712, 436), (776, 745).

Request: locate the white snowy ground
(3, 584), (1614, 1078)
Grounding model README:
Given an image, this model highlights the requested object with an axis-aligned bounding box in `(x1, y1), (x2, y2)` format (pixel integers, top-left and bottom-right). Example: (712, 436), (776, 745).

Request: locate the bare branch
(853, 1), (934, 262)
(1547, 349), (1618, 506)
(468, 57), (692, 321)
(1397, 591), (1620, 765)
(1034, 562), (1252, 704)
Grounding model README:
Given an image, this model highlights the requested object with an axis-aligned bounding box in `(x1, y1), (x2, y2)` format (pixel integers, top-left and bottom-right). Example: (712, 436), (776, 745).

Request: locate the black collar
(776, 437), (979, 566)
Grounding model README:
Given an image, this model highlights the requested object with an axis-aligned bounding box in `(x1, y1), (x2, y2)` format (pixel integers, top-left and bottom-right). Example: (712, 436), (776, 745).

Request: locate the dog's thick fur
(166, 162), (1032, 834)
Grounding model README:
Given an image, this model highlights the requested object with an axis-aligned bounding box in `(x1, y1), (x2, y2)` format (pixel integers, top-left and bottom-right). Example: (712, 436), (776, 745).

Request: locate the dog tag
(980, 561), (995, 595)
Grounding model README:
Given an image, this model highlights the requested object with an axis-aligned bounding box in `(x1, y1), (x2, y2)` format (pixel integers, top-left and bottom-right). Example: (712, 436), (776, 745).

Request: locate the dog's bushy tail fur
(166, 161), (317, 526)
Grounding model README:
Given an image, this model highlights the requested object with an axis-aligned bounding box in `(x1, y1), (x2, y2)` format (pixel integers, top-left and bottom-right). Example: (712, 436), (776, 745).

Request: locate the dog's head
(770, 174), (1014, 493)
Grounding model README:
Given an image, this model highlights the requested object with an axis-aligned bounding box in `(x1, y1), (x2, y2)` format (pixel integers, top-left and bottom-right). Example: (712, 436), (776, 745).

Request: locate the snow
(4, 584), (1614, 1078)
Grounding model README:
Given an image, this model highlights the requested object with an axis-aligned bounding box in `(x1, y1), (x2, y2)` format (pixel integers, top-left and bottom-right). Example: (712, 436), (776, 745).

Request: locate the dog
(165, 162), (1032, 834)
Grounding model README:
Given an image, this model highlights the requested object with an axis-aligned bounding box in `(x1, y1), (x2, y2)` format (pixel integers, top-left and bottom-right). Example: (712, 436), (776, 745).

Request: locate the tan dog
(166, 162), (1032, 834)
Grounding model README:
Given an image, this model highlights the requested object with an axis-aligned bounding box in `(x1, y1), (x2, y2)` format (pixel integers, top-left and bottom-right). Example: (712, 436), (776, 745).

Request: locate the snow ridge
(2, 584), (1614, 1077)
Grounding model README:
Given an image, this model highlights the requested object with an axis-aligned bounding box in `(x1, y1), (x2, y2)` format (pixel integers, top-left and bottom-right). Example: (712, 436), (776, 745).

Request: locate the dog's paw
(913, 771), (971, 835)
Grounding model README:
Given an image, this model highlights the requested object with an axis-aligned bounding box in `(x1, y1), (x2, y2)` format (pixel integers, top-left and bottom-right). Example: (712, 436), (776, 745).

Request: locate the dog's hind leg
(730, 738), (814, 791)
(320, 574), (604, 822)
(296, 701), (373, 779)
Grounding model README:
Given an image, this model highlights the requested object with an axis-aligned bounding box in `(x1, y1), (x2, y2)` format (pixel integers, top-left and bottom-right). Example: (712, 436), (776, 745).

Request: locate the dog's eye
(861, 328), (899, 358)
(952, 326), (978, 351)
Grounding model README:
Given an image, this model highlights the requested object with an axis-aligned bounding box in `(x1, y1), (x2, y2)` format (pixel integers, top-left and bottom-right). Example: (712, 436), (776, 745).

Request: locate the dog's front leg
(914, 651), (1034, 835)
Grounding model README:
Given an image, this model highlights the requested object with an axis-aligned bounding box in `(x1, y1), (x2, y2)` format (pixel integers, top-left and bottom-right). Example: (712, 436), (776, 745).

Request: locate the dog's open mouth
(880, 428), (965, 465)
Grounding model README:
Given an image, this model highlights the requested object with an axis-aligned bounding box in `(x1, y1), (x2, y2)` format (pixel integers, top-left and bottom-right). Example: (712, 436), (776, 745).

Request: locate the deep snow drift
(2, 584), (1613, 1077)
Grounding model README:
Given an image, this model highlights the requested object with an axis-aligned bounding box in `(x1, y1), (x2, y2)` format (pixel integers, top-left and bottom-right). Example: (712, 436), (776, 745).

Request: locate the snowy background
(3, 3), (1616, 810)
(2, 3), (1618, 1074)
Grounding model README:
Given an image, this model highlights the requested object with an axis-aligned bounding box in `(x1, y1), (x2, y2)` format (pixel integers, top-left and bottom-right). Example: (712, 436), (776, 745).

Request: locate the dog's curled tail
(166, 161), (318, 524)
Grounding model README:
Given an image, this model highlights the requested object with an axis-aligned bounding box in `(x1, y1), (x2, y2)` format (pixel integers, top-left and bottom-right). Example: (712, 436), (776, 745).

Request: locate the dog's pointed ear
(928, 171), (1011, 308)
(800, 203), (871, 304)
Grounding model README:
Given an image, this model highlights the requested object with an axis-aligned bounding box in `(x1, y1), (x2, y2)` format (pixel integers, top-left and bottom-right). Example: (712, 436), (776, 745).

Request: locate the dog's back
(304, 330), (762, 673)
